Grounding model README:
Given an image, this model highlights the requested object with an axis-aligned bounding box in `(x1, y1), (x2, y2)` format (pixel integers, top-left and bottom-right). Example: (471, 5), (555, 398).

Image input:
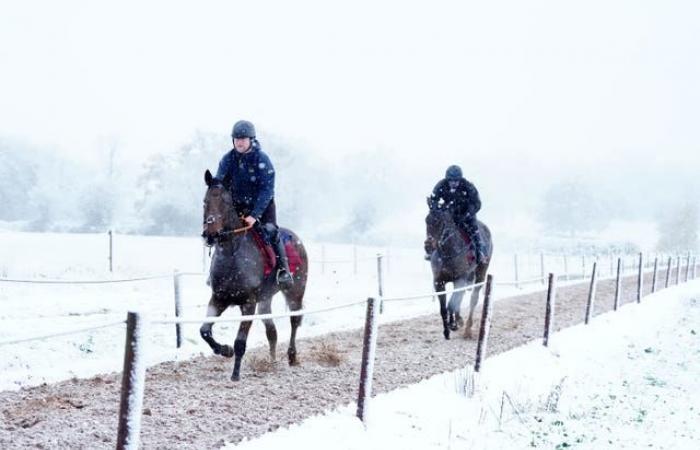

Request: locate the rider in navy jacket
(215, 120), (293, 286)
(427, 165), (487, 264)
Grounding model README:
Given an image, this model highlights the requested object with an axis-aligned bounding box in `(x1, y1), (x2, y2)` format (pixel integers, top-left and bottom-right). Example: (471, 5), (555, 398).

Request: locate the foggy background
(1, 0), (698, 254)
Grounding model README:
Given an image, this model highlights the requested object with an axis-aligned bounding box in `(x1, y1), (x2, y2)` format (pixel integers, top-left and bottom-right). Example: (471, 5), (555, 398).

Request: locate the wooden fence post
(356, 297), (379, 423)
(665, 256), (672, 288)
(676, 256), (681, 285)
(116, 312), (147, 449)
(543, 273), (556, 347)
(614, 258), (622, 311)
(377, 254), (384, 314)
(585, 262), (597, 324)
(474, 275), (494, 372)
(651, 257), (658, 293)
(540, 252), (545, 284)
(108, 230), (114, 273)
(173, 270), (183, 348)
(637, 252), (643, 303)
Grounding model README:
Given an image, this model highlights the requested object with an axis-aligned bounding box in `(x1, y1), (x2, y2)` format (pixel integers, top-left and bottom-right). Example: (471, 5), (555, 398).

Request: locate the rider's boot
(273, 237), (294, 288)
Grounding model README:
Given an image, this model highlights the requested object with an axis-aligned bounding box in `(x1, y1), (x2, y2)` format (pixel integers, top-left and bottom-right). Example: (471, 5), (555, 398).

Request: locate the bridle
(202, 185), (253, 247)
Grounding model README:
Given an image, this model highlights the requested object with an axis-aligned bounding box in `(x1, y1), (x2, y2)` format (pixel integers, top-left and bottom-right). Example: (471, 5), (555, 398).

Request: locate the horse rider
(215, 120), (293, 287)
(426, 165), (487, 264)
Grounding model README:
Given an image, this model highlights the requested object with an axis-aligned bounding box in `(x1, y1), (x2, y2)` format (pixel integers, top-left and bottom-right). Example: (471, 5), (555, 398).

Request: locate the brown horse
(200, 169), (309, 381)
(425, 202), (492, 339)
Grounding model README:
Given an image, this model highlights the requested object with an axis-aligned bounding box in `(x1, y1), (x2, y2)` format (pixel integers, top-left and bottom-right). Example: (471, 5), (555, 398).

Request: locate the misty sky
(2, 0), (699, 182)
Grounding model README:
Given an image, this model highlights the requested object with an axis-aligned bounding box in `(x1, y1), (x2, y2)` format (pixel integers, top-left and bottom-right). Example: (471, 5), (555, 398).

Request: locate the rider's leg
(464, 216), (486, 264)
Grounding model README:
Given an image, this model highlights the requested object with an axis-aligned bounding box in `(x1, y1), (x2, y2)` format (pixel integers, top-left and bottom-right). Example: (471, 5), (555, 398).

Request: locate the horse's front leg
(434, 280), (449, 340)
(200, 294), (234, 357)
(256, 296), (277, 362)
(231, 303), (256, 381)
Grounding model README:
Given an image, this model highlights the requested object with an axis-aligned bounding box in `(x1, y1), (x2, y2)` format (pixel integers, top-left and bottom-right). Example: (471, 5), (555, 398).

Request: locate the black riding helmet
(445, 165), (463, 180)
(231, 120), (256, 139)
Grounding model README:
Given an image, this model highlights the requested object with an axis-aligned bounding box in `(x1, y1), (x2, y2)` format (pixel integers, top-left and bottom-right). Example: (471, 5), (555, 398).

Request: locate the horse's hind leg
(449, 278), (468, 332)
(231, 303), (256, 381)
(465, 263), (489, 339)
(284, 284), (305, 366)
(200, 294), (234, 357)
(256, 297), (277, 362)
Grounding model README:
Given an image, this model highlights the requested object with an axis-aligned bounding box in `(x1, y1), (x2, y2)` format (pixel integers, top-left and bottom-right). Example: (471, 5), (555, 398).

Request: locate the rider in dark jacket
(215, 120), (293, 286)
(427, 165), (487, 264)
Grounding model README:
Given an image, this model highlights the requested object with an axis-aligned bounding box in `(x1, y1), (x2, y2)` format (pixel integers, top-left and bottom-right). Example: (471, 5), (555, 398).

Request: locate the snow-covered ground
(230, 281), (700, 450)
(1, 230), (562, 391)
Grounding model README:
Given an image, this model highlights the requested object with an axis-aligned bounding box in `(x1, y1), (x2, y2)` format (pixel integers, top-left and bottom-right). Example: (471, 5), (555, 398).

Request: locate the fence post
(108, 230), (114, 273)
(563, 254), (569, 281)
(356, 297), (379, 423)
(377, 254), (384, 314)
(173, 270), (183, 348)
(353, 245), (358, 276)
(614, 258), (622, 311)
(321, 245), (326, 275)
(543, 273), (556, 347)
(116, 312), (147, 449)
(513, 254), (519, 288)
(685, 253), (691, 282)
(474, 275), (494, 372)
(675, 256), (681, 285)
(585, 262), (597, 324)
(665, 256), (672, 288)
(693, 256), (697, 279)
(540, 252), (545, 284)
(651, 257), (659, 293)
(637, 252), (643, 303)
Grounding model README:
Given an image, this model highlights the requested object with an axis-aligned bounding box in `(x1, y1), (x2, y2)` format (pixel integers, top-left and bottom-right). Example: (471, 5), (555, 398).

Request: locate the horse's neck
(438, 223), (466, 251)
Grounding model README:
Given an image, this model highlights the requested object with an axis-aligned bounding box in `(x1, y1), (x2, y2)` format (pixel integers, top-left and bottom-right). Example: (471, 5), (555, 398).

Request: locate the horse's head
(202, 169), (238, 246)
(425, 197), (454, 241)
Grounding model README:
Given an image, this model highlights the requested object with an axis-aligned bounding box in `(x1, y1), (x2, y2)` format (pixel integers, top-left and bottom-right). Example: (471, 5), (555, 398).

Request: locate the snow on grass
(228, 281), (700, 450)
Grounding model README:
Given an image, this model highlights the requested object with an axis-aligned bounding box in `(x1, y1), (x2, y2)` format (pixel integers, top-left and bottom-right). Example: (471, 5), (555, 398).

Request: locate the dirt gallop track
(0, 272), (677, 449)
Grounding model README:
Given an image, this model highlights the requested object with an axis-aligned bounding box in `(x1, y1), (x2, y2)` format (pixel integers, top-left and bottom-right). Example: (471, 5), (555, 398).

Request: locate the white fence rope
(381, 281), (486, 303)
(0, 320), (126, 346)
(151, 298), (368, 325)
(0, 274), (174, 284)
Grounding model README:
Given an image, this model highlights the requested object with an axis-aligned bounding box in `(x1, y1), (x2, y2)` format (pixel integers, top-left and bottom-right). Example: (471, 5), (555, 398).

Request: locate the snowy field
(231, 281), (700, 450)
(2, 230), (696, 449)
(0, 230), (681, 392)
(0, 229), (605, 392)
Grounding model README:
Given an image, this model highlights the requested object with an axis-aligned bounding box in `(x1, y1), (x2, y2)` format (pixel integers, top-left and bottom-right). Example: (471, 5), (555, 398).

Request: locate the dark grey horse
(425, 203), (492, 339)
(200, 169), (309, 381)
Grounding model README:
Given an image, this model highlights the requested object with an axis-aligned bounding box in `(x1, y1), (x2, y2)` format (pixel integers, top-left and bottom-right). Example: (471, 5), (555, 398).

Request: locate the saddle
(250, 229), (302, 276)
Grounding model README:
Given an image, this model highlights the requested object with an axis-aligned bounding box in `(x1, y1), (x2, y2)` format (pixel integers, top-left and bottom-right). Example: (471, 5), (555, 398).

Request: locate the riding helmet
(445, 165), (463, 180)
(231, 120), (256, 139)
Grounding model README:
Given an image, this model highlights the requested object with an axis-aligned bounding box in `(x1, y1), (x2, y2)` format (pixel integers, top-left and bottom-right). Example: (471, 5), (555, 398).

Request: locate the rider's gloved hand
(243, 216), (257, 227)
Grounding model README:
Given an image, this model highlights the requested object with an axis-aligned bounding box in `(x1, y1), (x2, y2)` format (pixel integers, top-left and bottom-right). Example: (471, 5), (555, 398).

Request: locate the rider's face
(448, 180), (460, 190)
(233, 137), (252, 153)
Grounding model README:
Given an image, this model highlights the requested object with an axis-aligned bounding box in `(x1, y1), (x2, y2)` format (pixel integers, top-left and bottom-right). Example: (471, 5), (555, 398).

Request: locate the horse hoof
(231, 373), (240, 382)
(449, 323), (459, 332)
(443, 330), (450, 340)
(220, 345), (234, 358)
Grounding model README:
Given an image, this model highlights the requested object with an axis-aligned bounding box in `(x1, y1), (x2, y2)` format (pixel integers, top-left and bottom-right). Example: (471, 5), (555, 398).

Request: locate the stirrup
(277, 269), (294, 286)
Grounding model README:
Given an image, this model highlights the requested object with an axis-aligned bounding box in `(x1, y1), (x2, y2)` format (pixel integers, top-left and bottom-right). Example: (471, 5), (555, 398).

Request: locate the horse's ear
(205, 170), (213, 186)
